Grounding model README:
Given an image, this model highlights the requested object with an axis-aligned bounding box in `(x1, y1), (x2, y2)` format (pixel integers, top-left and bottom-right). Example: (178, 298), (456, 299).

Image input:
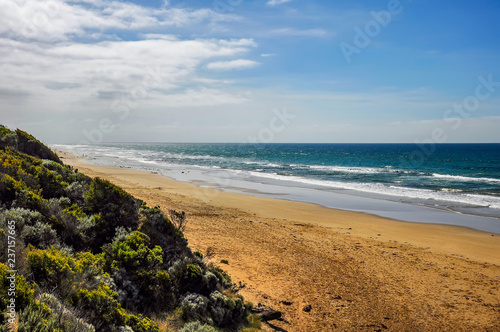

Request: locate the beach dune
(59, 151), (500, 331)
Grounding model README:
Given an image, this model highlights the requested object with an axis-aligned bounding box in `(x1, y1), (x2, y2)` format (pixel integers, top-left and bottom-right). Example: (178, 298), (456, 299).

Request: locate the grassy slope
(0, 126), (259, 332)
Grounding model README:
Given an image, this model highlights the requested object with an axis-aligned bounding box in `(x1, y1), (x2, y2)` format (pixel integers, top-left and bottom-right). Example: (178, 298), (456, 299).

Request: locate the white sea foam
(440, 188), (464, 193)
(54, 144), (500, 211)
(62, 144), (226, 164)
(309, 165), (381, 174)
(243, 160), (284, 168)
(128, 157), (159, 165)
(431, 173), (500, 183)
(308, 165), (421, 175)
(248, 172), (500, 209)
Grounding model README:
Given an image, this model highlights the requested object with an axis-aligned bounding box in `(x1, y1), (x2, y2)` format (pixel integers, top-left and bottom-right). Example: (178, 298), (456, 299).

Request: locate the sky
(0, 0), (499, 143)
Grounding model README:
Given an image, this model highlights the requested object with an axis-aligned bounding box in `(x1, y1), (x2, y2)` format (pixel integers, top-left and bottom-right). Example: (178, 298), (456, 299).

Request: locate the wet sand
(58, 151), (500, 331)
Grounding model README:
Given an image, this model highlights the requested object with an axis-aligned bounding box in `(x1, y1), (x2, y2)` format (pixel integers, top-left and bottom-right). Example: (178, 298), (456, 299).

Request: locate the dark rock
(280, 300), (293, 306)
(366, 323), (388, 330)
(303, 304), (312, 312)
(251, 303), (272, 314)
(259, 310), (282, 321)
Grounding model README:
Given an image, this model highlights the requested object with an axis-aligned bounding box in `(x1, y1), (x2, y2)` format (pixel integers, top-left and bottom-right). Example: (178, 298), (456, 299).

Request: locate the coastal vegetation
(0, 125), (260, 331)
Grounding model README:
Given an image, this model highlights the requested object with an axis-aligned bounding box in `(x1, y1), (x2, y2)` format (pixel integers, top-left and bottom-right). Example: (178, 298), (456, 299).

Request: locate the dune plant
(0, 126), (257, 331)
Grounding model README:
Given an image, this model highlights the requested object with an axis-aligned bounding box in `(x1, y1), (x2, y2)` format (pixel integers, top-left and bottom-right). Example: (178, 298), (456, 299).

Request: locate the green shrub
(104, 231), (163, 272)
(40, 293), (95, 330)
(33, 164), (66, 198)
(70, 283), (127, 331)
(208, 291), (247, 327)
(0, 131), (13, 152)
(17, 303), (57, 332)
(85, 178), (140, 251)
(0, 127), (255, 332)
(125, 315), (159, 332)
(0, 207), (44, 233)
(179, 321), (218, 332)
(12, 188), (49, 216)
(18, 300), (96, 332)
(168, 258), (207, 295)
(181, 293), (211, 324)
(0, 174), (17, 207)
(66, 180), (90, 205)
(71, 283), (160, 332)
(103, 231), (174, 313)
(41, 159), (76, 183)
(242, 313), (261, 331)
(207, 265), (232, 289)
(21, 221), (57, 248)
(27, 248), (76, 290)
(138, 206), (187, 264)
(14, 129), (62, 164)
(0, 263), (36, 315)
(186, 264), (202, 279)
(180, 291), (249, 329)
(57, 205), (93, 250)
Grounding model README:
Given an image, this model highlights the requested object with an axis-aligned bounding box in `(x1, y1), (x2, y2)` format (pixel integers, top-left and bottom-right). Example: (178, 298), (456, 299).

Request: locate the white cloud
(261, 53), (276, 57)
(206, 59), (260, 70)
(266, 0), (292, 6)
(0, 0), (256, 91)
(1, 0), (237, 42)
(0, 37), (256, 106)
(154, 88), (249, 107)
(0, 0), (259, 143)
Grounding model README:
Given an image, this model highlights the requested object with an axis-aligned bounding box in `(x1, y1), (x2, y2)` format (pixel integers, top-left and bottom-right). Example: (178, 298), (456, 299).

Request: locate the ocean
(54, 143), (500, 233)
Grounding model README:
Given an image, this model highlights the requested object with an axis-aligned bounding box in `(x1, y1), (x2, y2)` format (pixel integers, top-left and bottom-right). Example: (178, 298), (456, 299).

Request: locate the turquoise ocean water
(55, 143), (500, 232)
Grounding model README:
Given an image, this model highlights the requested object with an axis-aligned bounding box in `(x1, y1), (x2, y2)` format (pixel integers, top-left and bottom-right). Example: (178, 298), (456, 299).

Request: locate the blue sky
(1, 0), (499, 143)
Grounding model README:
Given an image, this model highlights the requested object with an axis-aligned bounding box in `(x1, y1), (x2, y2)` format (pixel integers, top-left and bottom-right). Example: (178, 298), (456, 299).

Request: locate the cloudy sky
(1, 0), (499, 143)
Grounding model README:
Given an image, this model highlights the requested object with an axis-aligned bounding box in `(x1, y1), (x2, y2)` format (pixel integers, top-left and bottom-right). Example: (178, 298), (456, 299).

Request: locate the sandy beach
(58, 151), (500, 331)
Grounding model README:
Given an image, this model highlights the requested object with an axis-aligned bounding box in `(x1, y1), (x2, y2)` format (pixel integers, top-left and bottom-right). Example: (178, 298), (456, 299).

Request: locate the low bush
(21, 221), (57, 248)
(0, 174), (17, 206)
(0, 207), (44, 233)
(14, 129), (62, 164)
(85, 178), (140, 251)
(66, 180), (90, 205)
(179, 290), (250, 329)
(0, 263), (36, 315)
(179, 321), (218, 332)
(0, 127), (257, 332)
(138, 206), (188, 264)
(103, 231), (175, 313)
(17, 301), (96, 332)
(27, 248), (76, 291)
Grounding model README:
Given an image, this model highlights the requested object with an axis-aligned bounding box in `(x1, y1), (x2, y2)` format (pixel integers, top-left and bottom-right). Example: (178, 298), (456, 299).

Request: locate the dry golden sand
(58, 151), (500, 332)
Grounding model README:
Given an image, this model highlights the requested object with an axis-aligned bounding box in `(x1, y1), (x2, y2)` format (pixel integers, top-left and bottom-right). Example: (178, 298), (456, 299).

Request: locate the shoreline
(51, 144), (500, 234)
(57, 150), (500, 265)
(57, 150), (500, 331)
